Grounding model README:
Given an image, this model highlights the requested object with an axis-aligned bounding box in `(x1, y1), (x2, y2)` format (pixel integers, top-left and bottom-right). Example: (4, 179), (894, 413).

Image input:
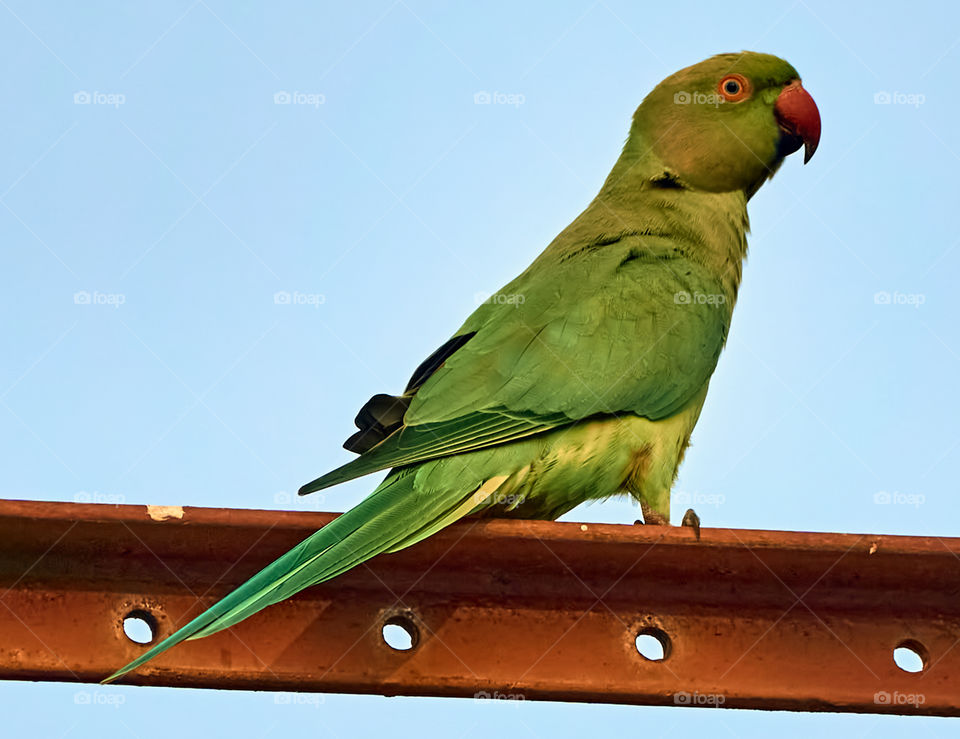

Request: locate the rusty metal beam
(0, 498), (957, 714)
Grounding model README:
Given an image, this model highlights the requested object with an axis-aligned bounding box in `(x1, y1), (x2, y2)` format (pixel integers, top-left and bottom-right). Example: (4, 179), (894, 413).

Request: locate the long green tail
(103, 467), (488, 683)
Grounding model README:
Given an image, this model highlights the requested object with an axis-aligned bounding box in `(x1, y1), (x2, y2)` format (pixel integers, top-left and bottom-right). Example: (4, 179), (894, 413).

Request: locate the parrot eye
(718, 74), (750, 102)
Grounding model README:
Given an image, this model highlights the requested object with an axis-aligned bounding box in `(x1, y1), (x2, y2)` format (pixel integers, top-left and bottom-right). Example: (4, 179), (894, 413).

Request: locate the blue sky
(2, 0), (958, 736)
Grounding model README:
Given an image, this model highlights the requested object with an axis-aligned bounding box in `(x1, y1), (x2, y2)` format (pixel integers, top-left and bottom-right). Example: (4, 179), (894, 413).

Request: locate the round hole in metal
(122, 609), (158, 645)
(893, 640), (927, 674)
(635, 626), (671, 661)
(382, 614), (419, 651)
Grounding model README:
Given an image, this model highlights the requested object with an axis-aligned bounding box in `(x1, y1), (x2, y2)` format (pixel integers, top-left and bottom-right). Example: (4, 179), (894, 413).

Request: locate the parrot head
(632, 51), (821, 196)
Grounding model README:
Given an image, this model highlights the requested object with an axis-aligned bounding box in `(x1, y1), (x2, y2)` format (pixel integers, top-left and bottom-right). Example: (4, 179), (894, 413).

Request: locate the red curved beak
(774, 80), (821, 163)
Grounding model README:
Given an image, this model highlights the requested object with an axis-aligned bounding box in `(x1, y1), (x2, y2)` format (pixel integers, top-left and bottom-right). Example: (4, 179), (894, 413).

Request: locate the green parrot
(105, 51), (820, 683)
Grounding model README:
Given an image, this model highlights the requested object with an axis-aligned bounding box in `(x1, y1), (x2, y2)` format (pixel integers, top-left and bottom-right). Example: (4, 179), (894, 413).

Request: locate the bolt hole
(381, 614), (419, 652)
(893, 639), (927, 674)
(122, 610), (157, 645)
(635, 627), (671, 661)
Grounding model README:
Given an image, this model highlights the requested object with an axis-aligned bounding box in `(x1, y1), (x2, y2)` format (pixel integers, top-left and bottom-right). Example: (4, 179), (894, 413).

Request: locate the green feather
(104, 51), (815, 683)
(302, 235), (734, 495)
(103, 467), (489, 683)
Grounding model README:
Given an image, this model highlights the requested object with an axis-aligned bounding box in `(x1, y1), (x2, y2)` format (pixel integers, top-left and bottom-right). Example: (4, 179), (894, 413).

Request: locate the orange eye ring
(718, 74), (750, 102)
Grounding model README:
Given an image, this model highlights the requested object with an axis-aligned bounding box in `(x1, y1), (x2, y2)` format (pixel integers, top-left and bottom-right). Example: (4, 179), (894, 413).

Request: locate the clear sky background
(2, 0), (958, 736)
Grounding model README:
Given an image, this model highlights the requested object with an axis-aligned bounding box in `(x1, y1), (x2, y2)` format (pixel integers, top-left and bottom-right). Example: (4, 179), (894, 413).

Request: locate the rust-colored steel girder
(0, 498), (957, 714)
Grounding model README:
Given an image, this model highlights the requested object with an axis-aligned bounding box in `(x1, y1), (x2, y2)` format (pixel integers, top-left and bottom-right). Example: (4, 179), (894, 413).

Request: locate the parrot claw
(681, 508), (701, 541)
(638, 501), (669, 525)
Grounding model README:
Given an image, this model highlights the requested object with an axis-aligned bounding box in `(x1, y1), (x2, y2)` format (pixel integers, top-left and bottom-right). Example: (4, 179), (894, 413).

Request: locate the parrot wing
(301, 236), (729, 495)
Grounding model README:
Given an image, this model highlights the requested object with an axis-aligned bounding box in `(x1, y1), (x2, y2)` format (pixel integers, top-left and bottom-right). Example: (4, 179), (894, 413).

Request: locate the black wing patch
(404, 333), (475, 392)
(342, 332), (476, 454)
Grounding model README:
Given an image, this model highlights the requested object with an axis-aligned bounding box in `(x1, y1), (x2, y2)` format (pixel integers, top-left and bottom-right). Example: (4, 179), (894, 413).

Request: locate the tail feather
(102, 467), (486, 684)
(384, 474), (509, 553)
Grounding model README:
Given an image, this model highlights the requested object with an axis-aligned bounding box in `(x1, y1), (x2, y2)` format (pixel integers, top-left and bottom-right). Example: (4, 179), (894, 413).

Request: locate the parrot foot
(681, 508), (701, 541)
(637, 501), (669, 526)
